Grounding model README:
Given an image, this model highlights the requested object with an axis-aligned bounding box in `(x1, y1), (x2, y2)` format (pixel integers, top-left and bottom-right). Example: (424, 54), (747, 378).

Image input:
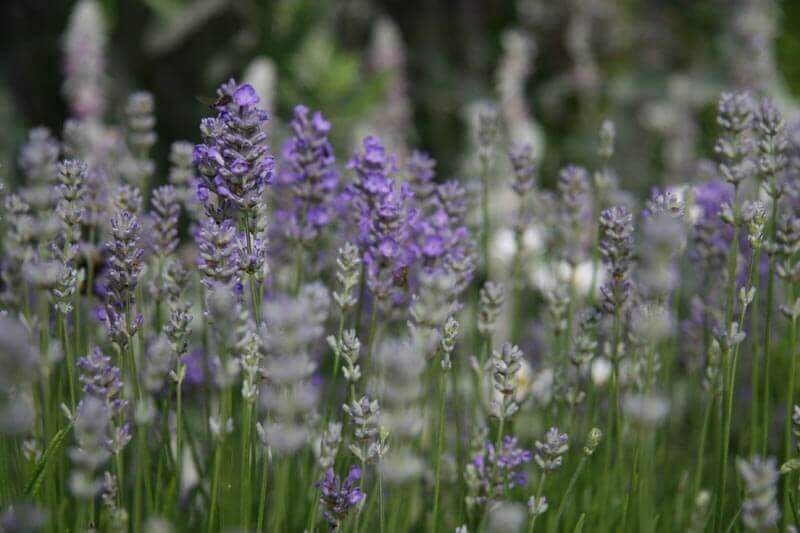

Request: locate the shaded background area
(1, 0), (799, 190)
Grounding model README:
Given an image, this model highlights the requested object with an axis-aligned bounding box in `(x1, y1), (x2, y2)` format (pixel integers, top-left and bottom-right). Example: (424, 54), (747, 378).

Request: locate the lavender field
(2, 0), (800, 531)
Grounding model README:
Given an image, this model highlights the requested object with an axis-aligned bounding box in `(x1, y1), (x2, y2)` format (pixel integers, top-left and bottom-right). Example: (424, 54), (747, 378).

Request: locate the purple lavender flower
(715, 92), (755, 187)
(77, 347), (127, 417)
(18, 127), (60, 186)
(195, 217), (238, 289)
(509, 143), (537, 196)
(180, 349), (217, 389)
(56, 159), (88, 245)
(347, 136), (412, 303)
(278, 105), (339, 243)
(598, 205), (634, 314)
(105, 209), (144, 311)
(466, 435), (532, 507)
(63, 0), (107, 120)
(691, 179), (733, 271)
(193, 80), (274, 219)
(0, 503), (48, 532)
(316, 466), (365, 530)
(406, 150), (436, 200)
(149, 185), (179, 256)
(103, 209), (144, 347)
(69, 396), (111, 499)
(0, 315), (39, 435)
(533, 427), (569, 471)
(404, 150), (474, 291)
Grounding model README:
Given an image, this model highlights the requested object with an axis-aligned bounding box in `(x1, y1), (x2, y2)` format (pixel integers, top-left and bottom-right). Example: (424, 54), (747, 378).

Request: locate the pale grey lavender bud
(333, 242), (361, 313)
(508, 143), (537, 196)
(584, 427), (602, 456)
(168, 141), (193, 188)
(150, 185), (180, 256)
(755, 99), (789, 199)
(258, 284), (330, 454)
(599, 205), (634, 315)
(528, 495), (549, 517)
(318, 422), (343, 470)
(164, 302), (192, 358)
(715, 92), (755, 186)
(0, 316), (39, 435)
(477, 108), (500, 161)
(105, 208), (144, 311)
(142, 334), (174, 394)
(409, 271), (459, 331)
(112, 184), (143, 216)
(534, 427), (569, 472)
(478, 281), (504, 338)
(737, 456), (780, 530)
(19, 127), (59, 186)
(56, 159), (88, 241)
(69, 397), (111, 499)
(440, 316), (459, 369)
(370, 336), (424, 442)
(333, 329), (362, 385)
(196, 218), (238, 289)
(63, 0), (107, 120)
(237, 319), (262, 403)
(489, 342), (523, 421)
(124, 91), (156, 186)
(343, 395), (388, 464)
(598, 119), (616, 159)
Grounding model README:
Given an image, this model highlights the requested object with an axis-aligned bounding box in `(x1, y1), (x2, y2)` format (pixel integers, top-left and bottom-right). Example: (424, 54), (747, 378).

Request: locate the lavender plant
(6, 21), (800, 533)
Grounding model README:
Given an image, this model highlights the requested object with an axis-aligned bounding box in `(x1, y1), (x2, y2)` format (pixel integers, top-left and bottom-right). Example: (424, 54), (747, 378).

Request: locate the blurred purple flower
(277, 105), (339, 243)
(316, 466), (365, 529)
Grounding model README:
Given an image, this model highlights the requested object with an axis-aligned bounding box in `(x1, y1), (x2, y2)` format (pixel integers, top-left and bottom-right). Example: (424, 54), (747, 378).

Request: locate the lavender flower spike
(77, 347), (127, 417)
(347, 136), (410, 303)
(599, 205), (634, 315)
(280, 104), (339, 243)
(316, 466), (366, 530)
(149, 185), (180, 256)
(194, 79), (274, 219)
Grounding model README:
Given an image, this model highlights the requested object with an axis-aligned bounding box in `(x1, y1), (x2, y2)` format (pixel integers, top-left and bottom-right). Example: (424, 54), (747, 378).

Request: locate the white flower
(591, 357), (612, 387)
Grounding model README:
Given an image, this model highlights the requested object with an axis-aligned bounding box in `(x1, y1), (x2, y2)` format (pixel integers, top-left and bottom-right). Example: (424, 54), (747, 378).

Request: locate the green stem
(552, 456), (587, 529)
(723, 186), (740, 326)
(432, 369), (448, 533)
(243, 217), (261, 322)
(60, 316), (76, 411)
(240, 401), (253, 529)
(133, 423), (146, 533)
(256, 450), (270, 533)
(480, 153), (491, 280)
(325, 313), (347, 426)
(762, 194), (779, 455)
(527, 472), (547, 533)
(717, 221), (753, 527)
(378, 468), (385, 533)
(750, 248), (763, 455)
(175, 379), (183, 516)
(692, 396), (714, 504)
(784, 286), (798, 521)
(208, 442), (222, 532)
(364, 305), (378, 377)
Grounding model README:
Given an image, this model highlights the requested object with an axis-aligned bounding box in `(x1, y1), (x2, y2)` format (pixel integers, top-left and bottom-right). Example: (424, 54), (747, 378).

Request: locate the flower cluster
(737, 456), (780, 530)
(598, 205), (634, 314)
(194, 80), (274, 218)
(347, 136), (411, 303)
(278, 105), (339, 243)
(316, 466), (365, 530)
(465, 436), (532, 508)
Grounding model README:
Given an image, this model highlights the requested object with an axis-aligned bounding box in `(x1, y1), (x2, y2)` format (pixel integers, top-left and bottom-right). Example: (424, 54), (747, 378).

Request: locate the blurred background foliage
(1, 0), (798, 192)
